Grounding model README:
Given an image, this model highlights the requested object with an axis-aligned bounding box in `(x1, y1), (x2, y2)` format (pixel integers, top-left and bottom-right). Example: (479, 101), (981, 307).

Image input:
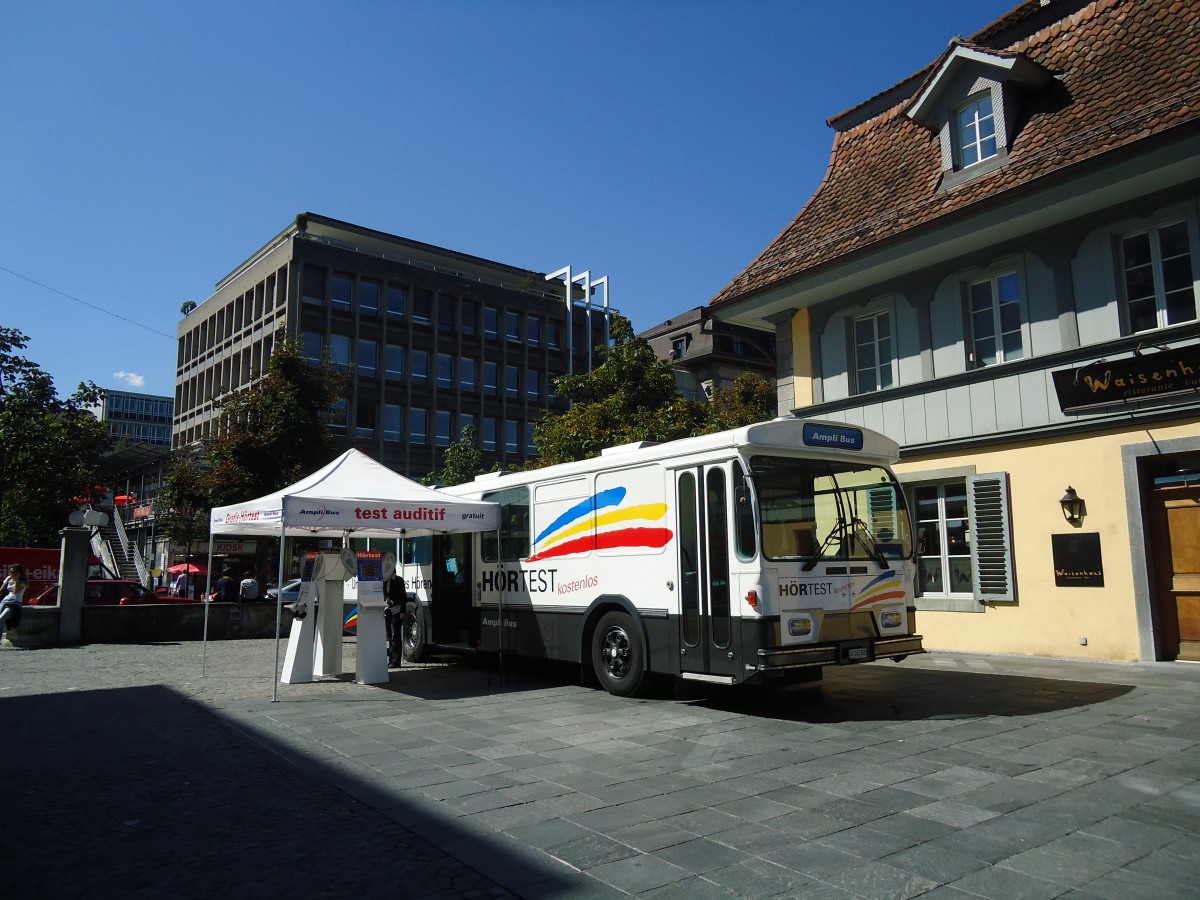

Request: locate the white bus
(397, 416), (923, 696)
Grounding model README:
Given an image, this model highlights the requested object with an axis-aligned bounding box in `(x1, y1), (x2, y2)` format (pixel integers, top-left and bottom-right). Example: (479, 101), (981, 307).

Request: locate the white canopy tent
(203, 448), (500, 697)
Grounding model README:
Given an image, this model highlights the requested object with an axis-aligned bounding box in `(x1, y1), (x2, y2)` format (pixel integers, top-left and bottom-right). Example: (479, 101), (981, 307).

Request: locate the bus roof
(444, 417), (900, 498)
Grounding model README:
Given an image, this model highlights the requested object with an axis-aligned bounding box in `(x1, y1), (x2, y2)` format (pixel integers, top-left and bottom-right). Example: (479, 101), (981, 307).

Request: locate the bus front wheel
(592, 611), (645, 697)
(403, 601), (430, 663)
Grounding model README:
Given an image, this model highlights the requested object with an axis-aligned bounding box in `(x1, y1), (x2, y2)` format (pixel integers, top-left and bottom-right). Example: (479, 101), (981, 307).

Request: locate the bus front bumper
(755, 634), (925, 672)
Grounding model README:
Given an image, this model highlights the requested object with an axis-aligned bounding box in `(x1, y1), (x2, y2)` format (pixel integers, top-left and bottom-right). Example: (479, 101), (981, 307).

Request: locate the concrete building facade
(175, 213), (614, 477)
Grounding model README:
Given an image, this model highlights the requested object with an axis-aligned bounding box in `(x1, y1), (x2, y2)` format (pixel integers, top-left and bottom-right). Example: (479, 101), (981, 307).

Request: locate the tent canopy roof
(209, 449), (500, 538)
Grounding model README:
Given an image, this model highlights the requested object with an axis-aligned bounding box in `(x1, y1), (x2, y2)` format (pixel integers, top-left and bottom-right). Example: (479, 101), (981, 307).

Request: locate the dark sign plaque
(1053, 345), (1200, 412)
(1052, 532), (1104, 587)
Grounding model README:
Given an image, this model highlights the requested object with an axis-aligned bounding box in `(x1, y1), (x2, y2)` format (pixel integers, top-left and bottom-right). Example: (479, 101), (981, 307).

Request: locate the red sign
(0, 547), (60, 598)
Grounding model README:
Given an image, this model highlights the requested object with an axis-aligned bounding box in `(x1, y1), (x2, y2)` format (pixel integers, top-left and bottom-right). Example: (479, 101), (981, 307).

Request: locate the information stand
(349, 550), (388, 684)
(280, 552), (319, 684)
(280, 552), (348, 682)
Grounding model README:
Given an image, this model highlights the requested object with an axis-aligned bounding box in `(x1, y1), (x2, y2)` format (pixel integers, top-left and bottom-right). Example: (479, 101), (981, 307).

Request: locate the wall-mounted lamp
(1060, 486), (1085, 524)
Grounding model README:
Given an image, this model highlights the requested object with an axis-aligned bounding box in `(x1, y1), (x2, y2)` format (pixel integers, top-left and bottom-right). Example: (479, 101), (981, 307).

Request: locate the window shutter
(866, 485), (899, 541)
(967, 472), (1015, 602)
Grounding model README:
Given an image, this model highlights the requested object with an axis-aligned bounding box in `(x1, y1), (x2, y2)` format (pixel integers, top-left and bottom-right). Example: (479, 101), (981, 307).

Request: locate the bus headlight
(787, 617), (813, 637)
(880, 611), (903, 629)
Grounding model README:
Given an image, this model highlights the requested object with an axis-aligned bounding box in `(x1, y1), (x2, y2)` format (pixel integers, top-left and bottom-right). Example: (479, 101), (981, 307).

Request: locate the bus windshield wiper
(851, 518), (888, 567)
(802, 523), (843, 571)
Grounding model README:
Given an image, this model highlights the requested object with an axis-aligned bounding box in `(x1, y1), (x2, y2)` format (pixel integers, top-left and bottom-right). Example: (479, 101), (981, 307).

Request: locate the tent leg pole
(272, 520), (285, 703)
(202, 536), (214, 676)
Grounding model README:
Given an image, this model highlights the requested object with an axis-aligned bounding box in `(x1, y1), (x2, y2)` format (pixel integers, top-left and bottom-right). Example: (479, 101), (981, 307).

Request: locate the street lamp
(1059, 487), (1085, 524)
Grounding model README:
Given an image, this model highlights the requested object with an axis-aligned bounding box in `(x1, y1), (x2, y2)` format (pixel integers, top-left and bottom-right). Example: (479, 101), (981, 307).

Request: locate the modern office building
(639, 306), (776, 402)
(174, 213), (615, 476)
(93, 388), (173, 447)
(710, 0), (1200, 662)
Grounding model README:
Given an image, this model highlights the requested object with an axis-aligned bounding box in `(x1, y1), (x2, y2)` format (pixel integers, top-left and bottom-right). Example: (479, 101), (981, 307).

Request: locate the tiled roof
(711, 0), (1200, 308)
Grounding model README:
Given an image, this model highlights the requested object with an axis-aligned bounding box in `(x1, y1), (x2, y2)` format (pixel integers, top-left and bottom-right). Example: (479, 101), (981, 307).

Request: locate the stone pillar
(59, 527), (91, 644)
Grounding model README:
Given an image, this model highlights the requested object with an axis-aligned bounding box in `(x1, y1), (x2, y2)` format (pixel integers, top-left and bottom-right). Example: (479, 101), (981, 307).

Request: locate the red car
(27, 580), (199, 606)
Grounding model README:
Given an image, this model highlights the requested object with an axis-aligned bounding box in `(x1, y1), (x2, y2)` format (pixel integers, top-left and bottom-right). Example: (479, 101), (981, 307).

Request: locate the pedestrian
(172, 571), (189, 598)
(383, 570), (407, 666)
(238, 570), (261, 603)
(0, 563), (28, 645)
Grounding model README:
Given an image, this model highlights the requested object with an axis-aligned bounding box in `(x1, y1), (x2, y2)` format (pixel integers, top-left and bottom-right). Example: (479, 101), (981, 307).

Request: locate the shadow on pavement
(0, 683), (550, 898)
(365, 653), (1134, 725)
(687, 662), (1136, 722)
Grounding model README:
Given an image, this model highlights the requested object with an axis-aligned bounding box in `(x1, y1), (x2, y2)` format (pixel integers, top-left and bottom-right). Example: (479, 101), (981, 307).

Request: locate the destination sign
(802, 423), (864, 451)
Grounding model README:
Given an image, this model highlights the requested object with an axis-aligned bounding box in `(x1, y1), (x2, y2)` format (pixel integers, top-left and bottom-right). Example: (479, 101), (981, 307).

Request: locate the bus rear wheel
(592, 611), (645, 697)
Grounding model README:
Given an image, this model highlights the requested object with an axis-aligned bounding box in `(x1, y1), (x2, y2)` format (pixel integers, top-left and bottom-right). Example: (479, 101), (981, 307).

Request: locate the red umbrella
(166, 562), (206, 575)
(114, 495), (138, 507)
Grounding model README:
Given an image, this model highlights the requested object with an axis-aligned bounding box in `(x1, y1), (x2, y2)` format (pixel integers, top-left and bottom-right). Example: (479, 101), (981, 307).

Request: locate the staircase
(95, 514), (145, 582)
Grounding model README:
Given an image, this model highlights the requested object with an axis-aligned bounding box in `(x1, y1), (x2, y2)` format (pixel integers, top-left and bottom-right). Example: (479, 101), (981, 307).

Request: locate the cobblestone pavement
(2, 639), (1198, 898)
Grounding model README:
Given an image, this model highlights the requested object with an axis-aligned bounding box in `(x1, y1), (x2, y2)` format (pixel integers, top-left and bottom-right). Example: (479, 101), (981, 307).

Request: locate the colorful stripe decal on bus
(849, 570), (907, 610)
(528, 488), (673, 562)
(534, 487), (626, 545)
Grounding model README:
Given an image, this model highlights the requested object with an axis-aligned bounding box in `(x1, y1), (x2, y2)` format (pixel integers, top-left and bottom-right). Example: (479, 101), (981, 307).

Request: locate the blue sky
(2, 0), (1011, 399)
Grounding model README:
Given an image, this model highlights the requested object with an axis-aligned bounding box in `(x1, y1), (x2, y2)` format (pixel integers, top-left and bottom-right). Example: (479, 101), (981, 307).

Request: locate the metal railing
(90, 530), (119, 580)
(113, 510), (151, 586)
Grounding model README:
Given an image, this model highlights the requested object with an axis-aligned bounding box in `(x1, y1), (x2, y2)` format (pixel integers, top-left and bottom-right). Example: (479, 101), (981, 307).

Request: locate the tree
(203, 337), (349, 508)
(155, 447), (211, 589)
(700, 371), (777, 433)
(0, 328), (111, 546)
(533, 315), (704, 467)
(423, 425), (487, 487)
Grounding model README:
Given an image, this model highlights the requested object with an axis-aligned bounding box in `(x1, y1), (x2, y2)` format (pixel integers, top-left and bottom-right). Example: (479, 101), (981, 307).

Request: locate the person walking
(0, 563), (28, 645)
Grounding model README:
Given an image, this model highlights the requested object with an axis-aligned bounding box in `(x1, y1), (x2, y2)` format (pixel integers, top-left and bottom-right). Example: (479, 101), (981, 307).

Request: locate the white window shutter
(967, 472), (1015, 602)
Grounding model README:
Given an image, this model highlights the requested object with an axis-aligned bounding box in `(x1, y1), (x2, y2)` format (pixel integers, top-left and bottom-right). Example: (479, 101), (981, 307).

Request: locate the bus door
(676, 465), (737, 679)
(431, 533), (474, 646)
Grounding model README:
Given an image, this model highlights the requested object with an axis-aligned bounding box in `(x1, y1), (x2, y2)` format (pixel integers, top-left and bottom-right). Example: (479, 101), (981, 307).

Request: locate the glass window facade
(331, 273), (353, 311)
(411, 349), (428, 384)
(387, 285), (407, 319)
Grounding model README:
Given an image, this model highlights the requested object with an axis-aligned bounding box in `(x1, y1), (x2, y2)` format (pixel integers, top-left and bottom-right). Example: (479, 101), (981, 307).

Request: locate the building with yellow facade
(710, 0), (1200, 662)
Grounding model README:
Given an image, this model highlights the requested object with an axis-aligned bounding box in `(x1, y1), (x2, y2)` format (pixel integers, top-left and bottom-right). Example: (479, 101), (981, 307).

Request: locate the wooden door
(1149, 485), (1200, 661)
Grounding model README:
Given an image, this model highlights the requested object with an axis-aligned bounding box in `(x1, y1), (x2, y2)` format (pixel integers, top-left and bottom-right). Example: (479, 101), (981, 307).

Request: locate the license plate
(847, 647), (869, 661)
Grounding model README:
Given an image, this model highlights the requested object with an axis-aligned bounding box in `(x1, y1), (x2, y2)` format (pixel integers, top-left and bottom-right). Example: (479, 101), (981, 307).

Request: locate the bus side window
(733, 466), (757, 560)
(481, 486), (531, 561)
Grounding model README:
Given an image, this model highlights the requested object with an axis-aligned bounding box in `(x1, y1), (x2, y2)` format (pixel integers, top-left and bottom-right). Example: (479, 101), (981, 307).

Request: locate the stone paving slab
(2, 639), (1199, 898)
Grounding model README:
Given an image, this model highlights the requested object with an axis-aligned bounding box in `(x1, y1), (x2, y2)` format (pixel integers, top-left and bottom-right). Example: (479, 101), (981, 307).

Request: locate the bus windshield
(749, 455), (913, 565)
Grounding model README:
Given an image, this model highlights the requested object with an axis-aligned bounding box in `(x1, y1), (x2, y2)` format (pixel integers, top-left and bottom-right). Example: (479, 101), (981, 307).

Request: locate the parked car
(27, 580), (200, 606)
(264, 579), (301, 605)
(263, 579), (356, 634)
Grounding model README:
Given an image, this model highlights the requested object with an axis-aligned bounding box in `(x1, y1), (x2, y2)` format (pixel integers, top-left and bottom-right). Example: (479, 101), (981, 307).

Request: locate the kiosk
(281, 551), (353, 683)
(346, 549), (388, 684)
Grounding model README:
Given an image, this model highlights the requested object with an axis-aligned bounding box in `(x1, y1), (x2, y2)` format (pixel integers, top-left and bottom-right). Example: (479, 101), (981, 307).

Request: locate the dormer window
(956, 94), (997, 168)
(905, 42), (1051, 189)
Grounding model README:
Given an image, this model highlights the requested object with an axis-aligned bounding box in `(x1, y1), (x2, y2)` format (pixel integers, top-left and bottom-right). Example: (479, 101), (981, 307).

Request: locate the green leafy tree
(532, 315), (704, 467)
(204, 337), (349, 507)
(155, 447), (212, 586)
(0, 328), (110, 546)
(700, 371), (777, 433)
(423, 425), (487, 487)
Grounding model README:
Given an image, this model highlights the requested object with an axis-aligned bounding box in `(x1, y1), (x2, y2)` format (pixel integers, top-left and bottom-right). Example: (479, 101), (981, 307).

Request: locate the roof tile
(712, 0), (1200, 307)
